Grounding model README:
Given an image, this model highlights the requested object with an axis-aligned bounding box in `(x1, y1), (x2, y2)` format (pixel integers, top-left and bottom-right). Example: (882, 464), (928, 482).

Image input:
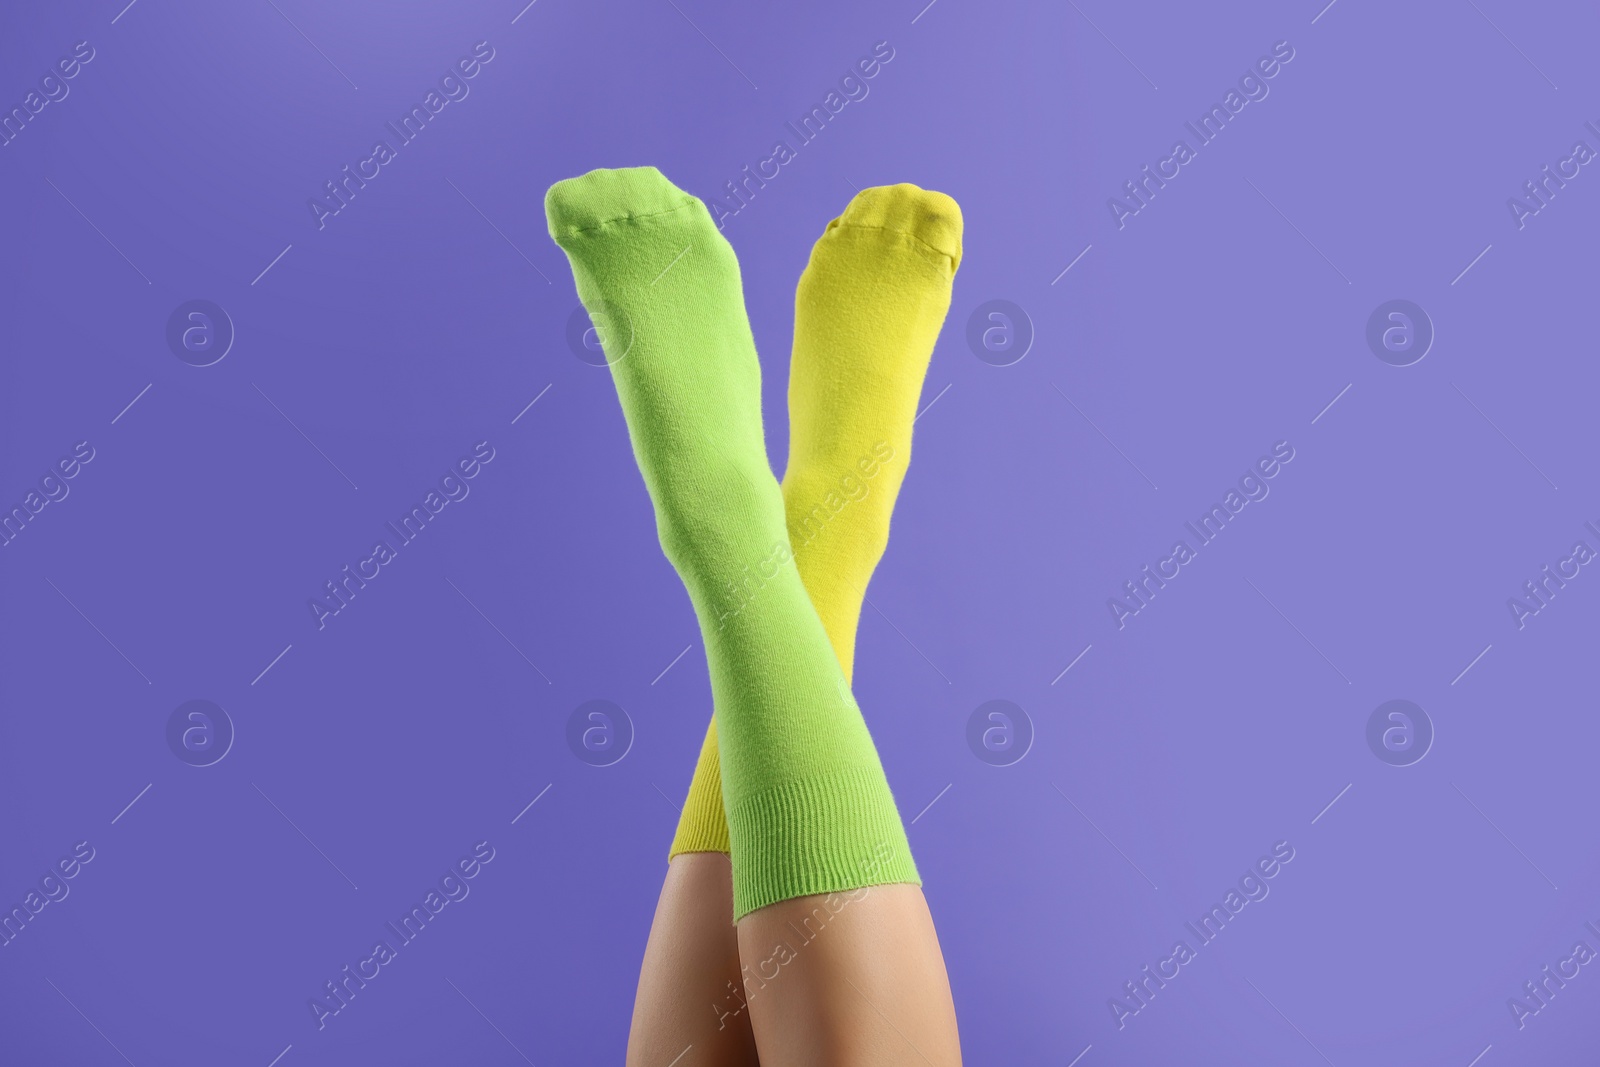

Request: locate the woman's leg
(729, 184), (965, 1063)
(729, 183), (966, 1063)
(625, 180), (964, 1063)
(738, 886), (960, 1066)
(627, 852), (758, 1067)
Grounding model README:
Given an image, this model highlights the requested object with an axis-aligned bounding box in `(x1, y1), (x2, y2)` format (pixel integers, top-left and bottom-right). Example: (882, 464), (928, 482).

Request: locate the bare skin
(737, 884), (961, 1066)
(627, 852), (759, 1067)
(628, 859), (961, 1067)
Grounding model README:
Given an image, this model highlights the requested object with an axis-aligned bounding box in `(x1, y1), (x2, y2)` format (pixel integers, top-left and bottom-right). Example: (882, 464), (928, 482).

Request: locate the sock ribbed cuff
(668, 721), (731, 859)
(725, 766), (919, 920)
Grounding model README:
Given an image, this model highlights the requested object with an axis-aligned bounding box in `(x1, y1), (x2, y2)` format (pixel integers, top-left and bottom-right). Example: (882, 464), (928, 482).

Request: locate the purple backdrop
(3, 0), (1599, 1063)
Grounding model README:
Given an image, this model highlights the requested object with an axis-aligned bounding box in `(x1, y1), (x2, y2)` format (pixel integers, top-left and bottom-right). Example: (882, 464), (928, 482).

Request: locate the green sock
(545, 167), (918, 919)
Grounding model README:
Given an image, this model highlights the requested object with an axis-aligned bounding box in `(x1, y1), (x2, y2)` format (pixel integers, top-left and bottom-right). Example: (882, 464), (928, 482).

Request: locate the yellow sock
(668, 184), (962, 859)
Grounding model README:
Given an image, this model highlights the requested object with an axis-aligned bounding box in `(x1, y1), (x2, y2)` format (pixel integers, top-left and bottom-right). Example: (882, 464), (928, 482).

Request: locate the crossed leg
(545, 167), (964, 1066)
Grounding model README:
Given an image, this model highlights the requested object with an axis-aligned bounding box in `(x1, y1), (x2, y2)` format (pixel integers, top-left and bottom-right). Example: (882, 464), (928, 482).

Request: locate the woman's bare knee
(628, 853), (759, 1067)
(736, 884), (961, 1066)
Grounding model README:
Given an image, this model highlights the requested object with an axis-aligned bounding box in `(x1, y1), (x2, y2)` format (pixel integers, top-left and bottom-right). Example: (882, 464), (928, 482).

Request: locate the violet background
(3, 0), (1599, 1064)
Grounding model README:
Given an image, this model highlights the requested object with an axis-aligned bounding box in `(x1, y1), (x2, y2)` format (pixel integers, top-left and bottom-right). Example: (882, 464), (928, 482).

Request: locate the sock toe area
(544, 166), (700, 239)
(828, 183), (963, 271)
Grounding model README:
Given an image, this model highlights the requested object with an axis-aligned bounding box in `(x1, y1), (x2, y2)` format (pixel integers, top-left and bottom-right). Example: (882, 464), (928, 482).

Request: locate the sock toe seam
(553, 199), (701, 238)
(823, 221), (960, 271)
